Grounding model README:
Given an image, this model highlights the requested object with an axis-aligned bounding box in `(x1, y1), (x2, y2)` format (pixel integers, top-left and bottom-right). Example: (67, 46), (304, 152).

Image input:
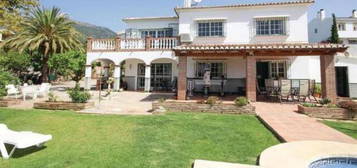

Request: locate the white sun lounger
(0, 124), (52, 159)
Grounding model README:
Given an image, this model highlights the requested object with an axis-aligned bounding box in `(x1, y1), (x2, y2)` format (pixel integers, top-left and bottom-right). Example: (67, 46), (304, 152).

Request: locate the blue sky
(40, 0), (357, 32)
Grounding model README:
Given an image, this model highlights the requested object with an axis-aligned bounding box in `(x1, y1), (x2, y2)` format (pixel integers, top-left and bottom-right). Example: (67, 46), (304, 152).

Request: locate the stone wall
(298, 105), (356, 120)
(34, 101), (95, 111)
(153, 101), (255, 115)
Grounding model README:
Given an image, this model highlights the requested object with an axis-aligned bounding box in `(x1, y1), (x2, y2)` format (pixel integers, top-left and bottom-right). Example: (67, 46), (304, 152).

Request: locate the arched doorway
(90, 59), (115, 90)
(120, 58), (146, 91)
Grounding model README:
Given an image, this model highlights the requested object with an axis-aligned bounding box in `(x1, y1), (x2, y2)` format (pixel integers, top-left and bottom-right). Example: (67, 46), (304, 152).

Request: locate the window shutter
(285, 17), (290, 36)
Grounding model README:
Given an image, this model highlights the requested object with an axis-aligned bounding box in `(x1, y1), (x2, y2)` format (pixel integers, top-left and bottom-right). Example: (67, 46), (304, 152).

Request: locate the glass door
(151, 63), (172, 91)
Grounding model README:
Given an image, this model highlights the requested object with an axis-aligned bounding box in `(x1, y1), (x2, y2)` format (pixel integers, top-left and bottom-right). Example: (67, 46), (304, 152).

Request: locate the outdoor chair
(36, 83), (51, 98)
(265, 79), (275, 100)
(5, 85), (20, 99)
(0, 124), (52, 159)
(279, 80), (291, 102)
(21, 85), (38, 101)
(297, 80), (310, 102)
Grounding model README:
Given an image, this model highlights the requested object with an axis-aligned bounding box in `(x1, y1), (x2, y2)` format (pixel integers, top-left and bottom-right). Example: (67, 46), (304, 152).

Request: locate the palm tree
(3, 7), (84, 82)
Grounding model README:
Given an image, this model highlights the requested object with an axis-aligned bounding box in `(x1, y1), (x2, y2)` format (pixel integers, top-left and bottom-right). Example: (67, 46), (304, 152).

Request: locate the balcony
(87, 36), (180, 52)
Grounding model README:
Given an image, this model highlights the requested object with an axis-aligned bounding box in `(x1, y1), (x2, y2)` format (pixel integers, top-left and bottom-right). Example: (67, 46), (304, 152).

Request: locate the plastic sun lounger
(0, 124), (52, 159)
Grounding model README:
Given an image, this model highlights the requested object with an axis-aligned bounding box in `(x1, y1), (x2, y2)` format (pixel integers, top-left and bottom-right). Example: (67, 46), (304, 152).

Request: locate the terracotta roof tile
(175, 0), (314, 11)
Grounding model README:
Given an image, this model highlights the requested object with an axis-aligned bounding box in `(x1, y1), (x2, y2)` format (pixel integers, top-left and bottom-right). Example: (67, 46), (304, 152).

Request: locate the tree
(48, 51), (86, 83)
(2, 7), (84, 82)
(0, 50), (31, 76)
(330, 13), (340, 44)
(0, 0), (39, 33)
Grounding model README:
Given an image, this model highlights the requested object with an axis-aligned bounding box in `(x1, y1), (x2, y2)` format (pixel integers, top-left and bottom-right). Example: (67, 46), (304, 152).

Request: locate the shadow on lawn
(5, 144), (47, 158)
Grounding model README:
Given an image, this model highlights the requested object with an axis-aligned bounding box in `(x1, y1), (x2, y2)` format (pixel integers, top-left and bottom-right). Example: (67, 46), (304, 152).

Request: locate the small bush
(314, 84), (322, 95)
(235, 97), (248, 107)
(48, 92), (59, 102)
(301, 103), (317, 107)
(67, 84), (91, 103)
(158, 98), (166, 103)
(326, 104), (338, 108)
(205, 96), (220, 106)
(319, 98), (331, 105)
(338, 101), (357, 112)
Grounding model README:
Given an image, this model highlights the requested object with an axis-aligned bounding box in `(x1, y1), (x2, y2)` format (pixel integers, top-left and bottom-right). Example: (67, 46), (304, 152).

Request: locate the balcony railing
(87, 36), (180, 52)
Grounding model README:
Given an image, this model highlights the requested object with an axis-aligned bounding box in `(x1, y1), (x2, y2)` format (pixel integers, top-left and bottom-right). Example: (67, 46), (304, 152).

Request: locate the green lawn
(323, 120), (357, 139)
(0, 108), (279, 168)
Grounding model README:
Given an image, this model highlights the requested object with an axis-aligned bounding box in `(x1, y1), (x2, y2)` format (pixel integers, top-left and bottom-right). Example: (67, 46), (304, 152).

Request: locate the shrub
(301, 103), (317, 107)
(158, 98), (166, 103)
(205, 96), (220, 106)
(319, 98), (331, 105)
(338, 101), (357, 112)
(326, 104), (338, 108)
(48, 92), (59, 102)
(67, 84), (91, 103)
(314, 84), (322, 95)
(235, 97), (248, 107)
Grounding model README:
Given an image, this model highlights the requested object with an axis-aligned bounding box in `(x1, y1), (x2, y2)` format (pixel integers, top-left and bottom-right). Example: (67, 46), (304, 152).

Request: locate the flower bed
(34, 101), (94, 111)
(0, 99), (21, 107)
(297, 105), (356, 120)
(152, 100), (255, 115)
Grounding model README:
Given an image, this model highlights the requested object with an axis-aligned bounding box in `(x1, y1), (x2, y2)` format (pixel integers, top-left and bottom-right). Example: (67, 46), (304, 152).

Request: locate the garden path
(255, 102), (357, 144)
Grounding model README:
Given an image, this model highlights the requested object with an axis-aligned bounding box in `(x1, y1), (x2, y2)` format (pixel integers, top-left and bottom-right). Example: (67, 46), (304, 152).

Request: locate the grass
(323, 120), (357, 139)
(0, 108), (279, 168)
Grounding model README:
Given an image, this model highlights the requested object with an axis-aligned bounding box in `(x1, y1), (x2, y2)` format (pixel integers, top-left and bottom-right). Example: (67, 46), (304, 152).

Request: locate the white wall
(177, 4), (310, 44)
(338, 21), (357, 39)
(124, 18), (178, 30)
(308, 17), (333, 43)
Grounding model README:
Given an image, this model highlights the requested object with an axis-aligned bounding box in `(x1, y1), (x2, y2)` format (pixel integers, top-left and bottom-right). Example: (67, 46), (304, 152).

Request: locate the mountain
(73, 21), (117, 41)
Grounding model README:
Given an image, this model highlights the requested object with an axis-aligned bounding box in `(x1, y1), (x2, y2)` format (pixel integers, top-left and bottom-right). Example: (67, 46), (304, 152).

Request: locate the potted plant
(314, 84), (322, 98)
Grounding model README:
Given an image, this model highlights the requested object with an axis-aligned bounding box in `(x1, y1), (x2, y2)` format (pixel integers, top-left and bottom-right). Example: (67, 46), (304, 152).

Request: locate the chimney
(353, 9), (357, 18)
(184, 0), (192, 8)
(318, 9), (326, 20)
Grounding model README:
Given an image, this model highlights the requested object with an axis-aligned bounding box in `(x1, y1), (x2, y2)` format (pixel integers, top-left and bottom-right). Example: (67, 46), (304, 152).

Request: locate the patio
(174, 43), (348, 103)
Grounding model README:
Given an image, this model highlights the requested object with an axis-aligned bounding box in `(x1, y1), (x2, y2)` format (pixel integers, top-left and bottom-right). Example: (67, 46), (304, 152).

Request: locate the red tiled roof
(175, 0), (314, 11)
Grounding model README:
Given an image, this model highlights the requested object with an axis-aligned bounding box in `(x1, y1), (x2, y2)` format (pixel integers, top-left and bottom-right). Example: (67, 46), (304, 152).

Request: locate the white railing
(121, 39), (145, 50)
(88, 37), (179, 51)
(149, 37), (179, 50)
(91, 39), (116, 51)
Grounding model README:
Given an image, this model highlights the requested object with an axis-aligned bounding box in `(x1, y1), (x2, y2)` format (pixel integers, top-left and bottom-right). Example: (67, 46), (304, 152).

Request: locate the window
(338, 23), (346, 31)
(353, 24), (357, 31)
(140, 28), (174, 38)
(314, 28), (318, 34)
(198, 21), (224, 37)
(256, 18), (287, 36)
(196, 62), (226, 79)
(269, 61), (286, 79)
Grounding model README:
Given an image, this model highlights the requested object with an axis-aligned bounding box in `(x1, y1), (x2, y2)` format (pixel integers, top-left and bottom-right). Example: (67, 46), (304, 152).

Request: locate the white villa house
(85, 0), (348, 102)
(309, 9), (357, 98)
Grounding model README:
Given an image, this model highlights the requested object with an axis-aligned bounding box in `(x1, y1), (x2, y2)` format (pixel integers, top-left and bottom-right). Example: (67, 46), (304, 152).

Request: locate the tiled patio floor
(255, 102), (357, 144)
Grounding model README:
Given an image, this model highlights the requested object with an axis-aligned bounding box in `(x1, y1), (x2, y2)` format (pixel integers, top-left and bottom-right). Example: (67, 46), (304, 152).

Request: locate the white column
(84, 65), (92, 90)
(114, 65), (121, 91)
(144, 65), (151, 92)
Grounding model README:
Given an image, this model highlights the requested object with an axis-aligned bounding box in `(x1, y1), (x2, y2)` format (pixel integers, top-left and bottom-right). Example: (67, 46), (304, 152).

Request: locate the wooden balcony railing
(87, 36), (180, 52)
